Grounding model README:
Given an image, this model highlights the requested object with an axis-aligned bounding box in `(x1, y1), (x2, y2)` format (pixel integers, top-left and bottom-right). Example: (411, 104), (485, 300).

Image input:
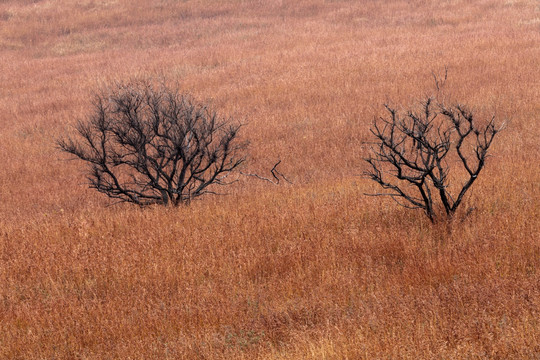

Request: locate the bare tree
(58, 81), (247, 206)
(365, 95), (503, 222)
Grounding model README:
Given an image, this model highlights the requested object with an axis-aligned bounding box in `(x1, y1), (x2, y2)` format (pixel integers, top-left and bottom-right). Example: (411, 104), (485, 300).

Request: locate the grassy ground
(0, 0), (539, 358)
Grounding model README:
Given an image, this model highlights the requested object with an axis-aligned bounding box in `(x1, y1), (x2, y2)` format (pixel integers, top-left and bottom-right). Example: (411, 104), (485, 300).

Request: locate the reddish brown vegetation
(0, 0), (538, 358)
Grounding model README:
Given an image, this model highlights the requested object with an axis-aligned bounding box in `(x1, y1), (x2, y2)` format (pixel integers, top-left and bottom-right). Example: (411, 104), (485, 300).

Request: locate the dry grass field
(0, 0), (539, 358)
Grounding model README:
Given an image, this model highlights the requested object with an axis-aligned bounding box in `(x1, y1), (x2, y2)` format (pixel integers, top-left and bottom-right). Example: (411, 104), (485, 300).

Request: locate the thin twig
(240, 160), (292, 185)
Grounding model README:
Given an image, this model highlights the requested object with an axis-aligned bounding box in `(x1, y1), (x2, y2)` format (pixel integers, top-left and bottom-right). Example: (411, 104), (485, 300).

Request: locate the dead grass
(0, 0), (539, 358)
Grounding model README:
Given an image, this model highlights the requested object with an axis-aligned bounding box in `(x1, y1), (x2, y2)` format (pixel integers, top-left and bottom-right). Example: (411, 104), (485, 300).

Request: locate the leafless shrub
(365, 87), (504, 222)
(58, 80), (247, 206)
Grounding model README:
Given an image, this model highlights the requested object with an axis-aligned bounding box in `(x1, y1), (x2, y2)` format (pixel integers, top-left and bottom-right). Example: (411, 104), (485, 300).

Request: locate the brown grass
(0, 0), (539, 358)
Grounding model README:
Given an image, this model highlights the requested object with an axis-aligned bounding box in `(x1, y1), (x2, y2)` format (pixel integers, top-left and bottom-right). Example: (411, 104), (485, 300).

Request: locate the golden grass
(0, 0), (539, 358)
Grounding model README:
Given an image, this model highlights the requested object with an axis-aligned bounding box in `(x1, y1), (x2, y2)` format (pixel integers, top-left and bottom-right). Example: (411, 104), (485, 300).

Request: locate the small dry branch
(241, 160), (292, 185)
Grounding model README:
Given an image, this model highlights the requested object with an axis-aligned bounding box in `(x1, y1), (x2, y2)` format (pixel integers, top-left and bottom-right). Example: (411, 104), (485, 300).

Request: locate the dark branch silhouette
(365, 95), (503, 222)
(240, 160), (292, 185)
(59, 81), (247, 206)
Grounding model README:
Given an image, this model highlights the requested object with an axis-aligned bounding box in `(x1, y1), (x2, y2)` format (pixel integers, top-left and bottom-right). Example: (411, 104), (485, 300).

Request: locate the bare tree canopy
(58, 80), (247, 206)
(365, 95), (503, 222)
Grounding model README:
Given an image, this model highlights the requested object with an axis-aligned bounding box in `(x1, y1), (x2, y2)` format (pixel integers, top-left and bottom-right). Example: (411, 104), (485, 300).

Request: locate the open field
(0, 0), (539, 358)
